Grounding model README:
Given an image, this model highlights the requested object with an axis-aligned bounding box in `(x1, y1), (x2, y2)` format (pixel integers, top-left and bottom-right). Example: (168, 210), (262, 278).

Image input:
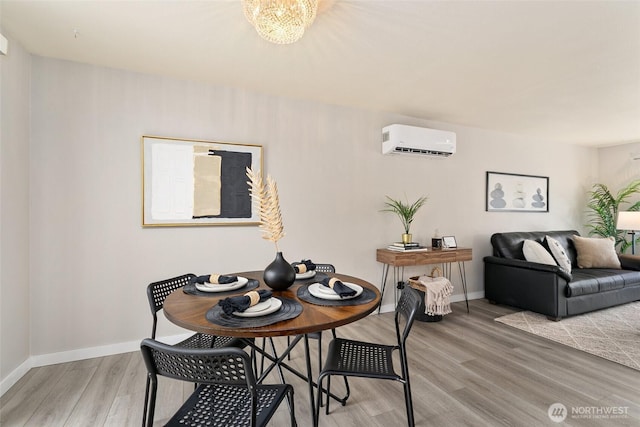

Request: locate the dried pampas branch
(246, 167), (285, 251)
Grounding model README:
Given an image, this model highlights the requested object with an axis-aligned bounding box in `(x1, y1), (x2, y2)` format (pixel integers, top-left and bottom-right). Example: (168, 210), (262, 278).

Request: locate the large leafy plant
(586, 180), (640, 253)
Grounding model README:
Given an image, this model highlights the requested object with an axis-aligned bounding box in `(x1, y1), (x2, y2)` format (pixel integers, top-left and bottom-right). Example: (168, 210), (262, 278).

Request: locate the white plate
(296, 270), (316, 280)
(195, 276), (248, 293)
(317, 284), (339, 295)
(242, 299), (272, 314)
(308, 282), (363, 300)
(234, 298), (282, 318)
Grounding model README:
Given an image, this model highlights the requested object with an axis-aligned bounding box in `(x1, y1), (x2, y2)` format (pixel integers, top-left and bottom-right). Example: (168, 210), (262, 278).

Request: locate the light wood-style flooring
(2, 299), (639, 426)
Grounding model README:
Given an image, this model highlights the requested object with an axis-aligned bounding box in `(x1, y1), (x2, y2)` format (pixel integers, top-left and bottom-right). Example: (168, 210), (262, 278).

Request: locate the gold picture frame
(142, 135), (263, 227)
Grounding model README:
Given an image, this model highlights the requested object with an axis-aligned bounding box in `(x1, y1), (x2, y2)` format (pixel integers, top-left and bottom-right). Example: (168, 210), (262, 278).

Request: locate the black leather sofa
(484, 230), (640, 320)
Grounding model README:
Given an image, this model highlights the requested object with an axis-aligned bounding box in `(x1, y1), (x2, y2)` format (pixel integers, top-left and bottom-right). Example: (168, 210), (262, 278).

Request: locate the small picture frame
(442, 236), (457, 248)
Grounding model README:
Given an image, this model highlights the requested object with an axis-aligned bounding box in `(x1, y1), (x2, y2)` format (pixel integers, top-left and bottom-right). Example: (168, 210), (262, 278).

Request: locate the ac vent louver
(393, 147), (452, 157)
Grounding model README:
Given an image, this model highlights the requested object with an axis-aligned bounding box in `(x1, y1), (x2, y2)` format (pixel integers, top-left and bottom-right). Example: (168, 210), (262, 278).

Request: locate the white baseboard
(0, 332), (192, 398)
(2, 292), (486, 396)
(0, 358), (33, 397)
(29, 333), (193, 368)
(30, 340), (140, 368)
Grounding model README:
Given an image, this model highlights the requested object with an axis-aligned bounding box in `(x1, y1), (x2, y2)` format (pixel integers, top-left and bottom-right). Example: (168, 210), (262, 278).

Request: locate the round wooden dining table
(163, 270), (381, 338)
(162, 270), (380, 427)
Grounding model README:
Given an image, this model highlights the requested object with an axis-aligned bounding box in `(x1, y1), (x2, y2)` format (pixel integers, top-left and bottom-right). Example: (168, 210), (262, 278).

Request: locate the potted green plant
(586, 180), (640, 253)
(382, 195), (428, 244)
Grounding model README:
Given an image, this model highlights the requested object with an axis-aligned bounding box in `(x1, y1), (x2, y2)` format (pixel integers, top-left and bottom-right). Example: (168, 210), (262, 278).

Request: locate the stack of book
(386, 242), (429, 251)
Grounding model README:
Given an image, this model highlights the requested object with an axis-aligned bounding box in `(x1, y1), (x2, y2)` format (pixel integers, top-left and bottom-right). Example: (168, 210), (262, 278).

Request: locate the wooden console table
(376, 247), (473, 314)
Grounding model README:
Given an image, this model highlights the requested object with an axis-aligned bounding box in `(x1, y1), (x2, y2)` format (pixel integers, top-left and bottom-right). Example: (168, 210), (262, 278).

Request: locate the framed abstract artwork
(142, 136), (263, 226)
(486, 171), (549, 212)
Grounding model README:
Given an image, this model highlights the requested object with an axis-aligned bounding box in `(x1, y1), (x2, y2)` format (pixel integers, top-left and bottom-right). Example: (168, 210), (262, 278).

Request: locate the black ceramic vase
(263, 251), (296, 291)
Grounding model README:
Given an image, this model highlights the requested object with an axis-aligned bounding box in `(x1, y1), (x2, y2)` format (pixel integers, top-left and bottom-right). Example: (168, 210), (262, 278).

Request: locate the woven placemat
(183, 279), (259, 297)
(205, 297), (302, 328)
(297, 284), (378, 306)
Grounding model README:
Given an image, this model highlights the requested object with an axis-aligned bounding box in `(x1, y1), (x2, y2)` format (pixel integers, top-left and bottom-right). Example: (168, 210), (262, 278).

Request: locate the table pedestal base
(243, 335), (348, 427)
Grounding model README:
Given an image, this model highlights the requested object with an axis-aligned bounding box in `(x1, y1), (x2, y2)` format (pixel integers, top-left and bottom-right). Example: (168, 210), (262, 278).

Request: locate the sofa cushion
(546, 235), (572, 273)
(572, 235), (621, 269)
(523, 240), (557, 265)
(490, 230), (579, 266)
(491, 232), (530, 259)
(566, 268), (640, 297)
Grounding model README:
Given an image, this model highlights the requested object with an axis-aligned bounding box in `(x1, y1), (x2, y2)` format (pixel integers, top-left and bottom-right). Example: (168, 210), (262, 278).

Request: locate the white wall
(26, 57), (598, 358)
(0, 35), (31, 386)
(597, 142), (640, 189)
(0, 48), (603, 392)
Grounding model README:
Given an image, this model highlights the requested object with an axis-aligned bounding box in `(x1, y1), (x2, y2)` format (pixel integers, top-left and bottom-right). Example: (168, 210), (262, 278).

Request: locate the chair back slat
(395, 286), (421, 346)
(141, 339), (296, 427)
(146, 273), (196, 314)
(141, 339), (255, 386)
(314, 264), (336, 273)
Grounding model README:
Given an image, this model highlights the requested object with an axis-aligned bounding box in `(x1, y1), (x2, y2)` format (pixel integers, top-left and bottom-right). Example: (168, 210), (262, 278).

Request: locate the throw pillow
(572, 235), (621, 269)
(522, 240), (557, 266)
(546, 236), (572, 273)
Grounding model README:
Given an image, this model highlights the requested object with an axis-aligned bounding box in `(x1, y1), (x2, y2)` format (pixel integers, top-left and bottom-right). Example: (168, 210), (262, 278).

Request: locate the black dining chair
(280, 264), (351, 408)
(140, 338), (296, 427)
(288, 263), (338, 369)
(147, 274), (243, 348)
(286, 265), (339, 362)
(304, 263), (339, 363)
(305, 264), (349, 407)
(144, 274), (245, 426)
(315, 285), (421, 427)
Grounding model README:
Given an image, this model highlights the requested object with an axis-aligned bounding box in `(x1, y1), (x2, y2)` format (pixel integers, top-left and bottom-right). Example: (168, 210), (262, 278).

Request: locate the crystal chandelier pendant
(243, 0), (318, 44)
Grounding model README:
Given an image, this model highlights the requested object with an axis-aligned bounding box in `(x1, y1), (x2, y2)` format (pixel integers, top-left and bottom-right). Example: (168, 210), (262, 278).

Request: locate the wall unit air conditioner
(382, 124), (456, 157)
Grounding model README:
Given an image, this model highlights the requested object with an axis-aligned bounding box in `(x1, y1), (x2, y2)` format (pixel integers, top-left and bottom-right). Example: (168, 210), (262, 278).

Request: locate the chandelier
(242, 0), (318, 44)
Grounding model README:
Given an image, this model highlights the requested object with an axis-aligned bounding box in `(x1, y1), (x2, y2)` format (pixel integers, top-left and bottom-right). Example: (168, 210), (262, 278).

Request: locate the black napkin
(320, 277), (357, 298)
(193, 274), (238, 285)
(292, 259), (316, 274)
(218, 290), (273, 315)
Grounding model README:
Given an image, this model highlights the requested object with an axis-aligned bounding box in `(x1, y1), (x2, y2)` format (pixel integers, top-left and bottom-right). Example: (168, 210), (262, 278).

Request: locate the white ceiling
(2, 0), (639, 146)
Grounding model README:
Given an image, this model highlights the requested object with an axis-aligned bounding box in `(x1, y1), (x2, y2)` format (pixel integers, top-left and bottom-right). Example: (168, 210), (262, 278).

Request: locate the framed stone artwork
(142, 135), (263, 226)
(485, 171), (549, 212)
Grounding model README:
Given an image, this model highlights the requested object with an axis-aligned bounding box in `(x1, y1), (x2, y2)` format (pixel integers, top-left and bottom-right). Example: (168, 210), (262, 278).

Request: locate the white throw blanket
(417, 275), (454, 315)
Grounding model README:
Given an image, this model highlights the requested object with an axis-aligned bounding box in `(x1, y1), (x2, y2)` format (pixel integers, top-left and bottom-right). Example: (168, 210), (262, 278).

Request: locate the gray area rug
(495, 302), (640, 371)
